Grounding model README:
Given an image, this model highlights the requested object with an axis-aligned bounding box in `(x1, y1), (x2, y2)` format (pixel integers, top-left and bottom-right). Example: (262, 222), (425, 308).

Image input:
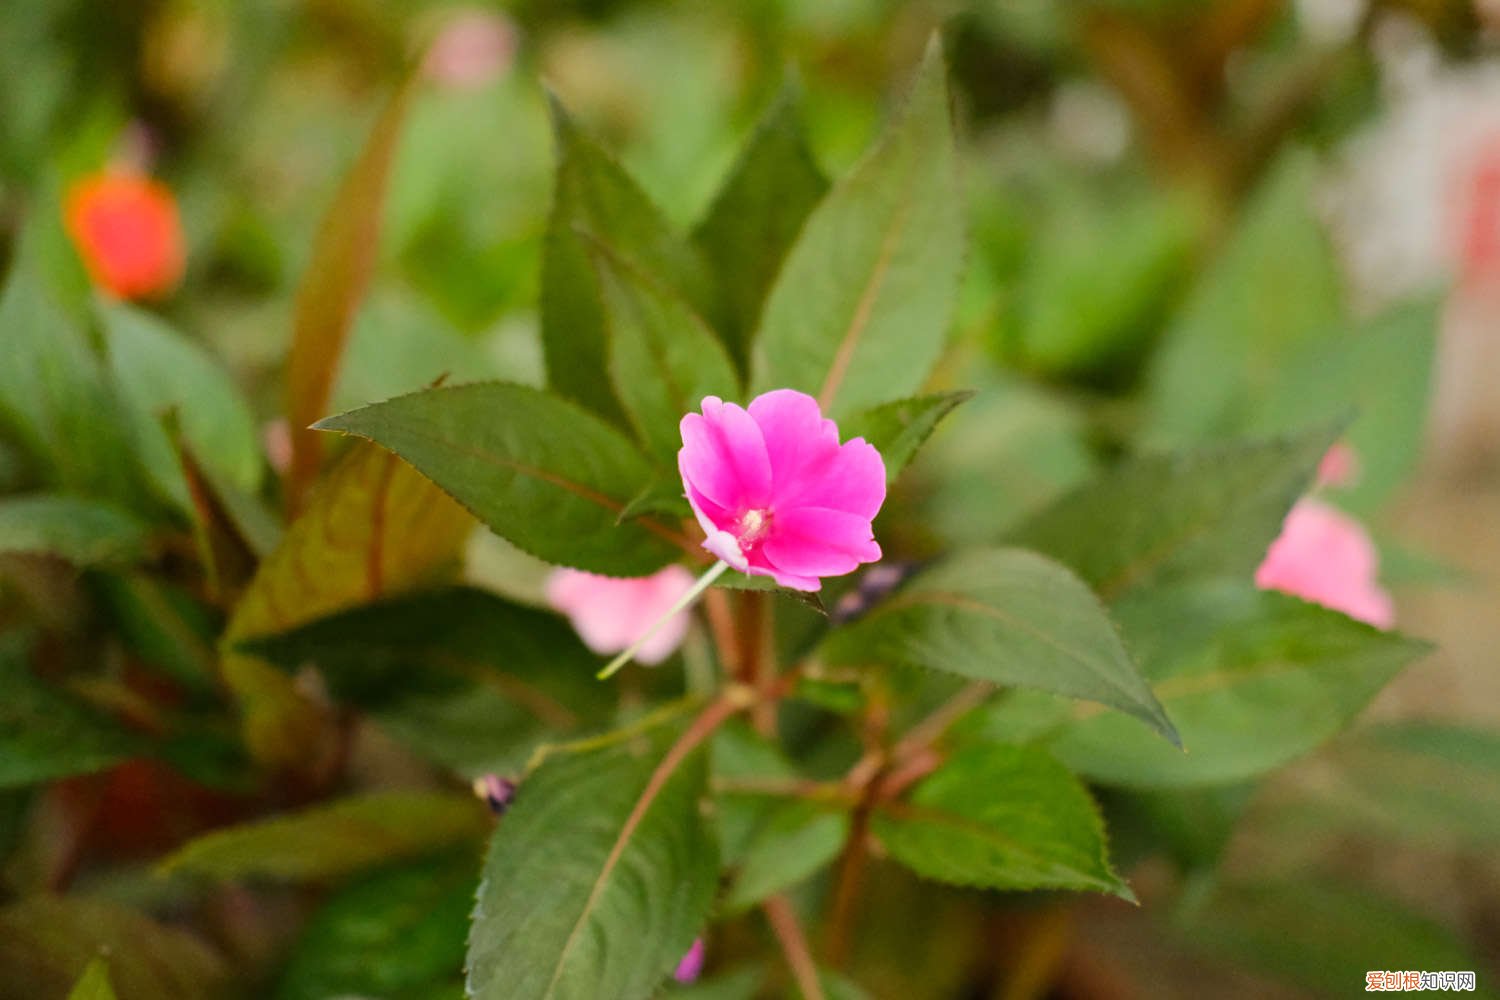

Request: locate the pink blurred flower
(673, 938), (706, 983)
(262, 419), (293, 476)
(1255, 499), (1395, 628)
(546, 565), (695, 664)
(1315, 441), (1360, 490)
(678, 390), (886, 592)
(422, 9), (516, 91)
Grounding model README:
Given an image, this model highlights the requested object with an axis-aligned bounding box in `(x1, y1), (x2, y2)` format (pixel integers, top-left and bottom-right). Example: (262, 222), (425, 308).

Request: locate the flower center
(736, 508), (773, 549)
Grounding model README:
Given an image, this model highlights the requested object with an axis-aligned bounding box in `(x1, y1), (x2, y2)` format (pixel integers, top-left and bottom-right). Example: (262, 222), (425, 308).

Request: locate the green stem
(597, 560), (730, 680)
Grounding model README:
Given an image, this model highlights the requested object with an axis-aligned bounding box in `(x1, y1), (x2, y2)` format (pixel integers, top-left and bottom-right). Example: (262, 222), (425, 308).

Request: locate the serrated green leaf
(839, 390), (973, 483)
(618, 477), (692, 524)
(542, 96), (713, 425)
(1008, 426), (1337, 601)
(588, 236), (740, 464)
(467, 718), (718, 1000)
(0, 262), (139, 503)
(0, 896), (226, 1000)
(1144, 153), (1343, 443)
(714, 570), (827, 614)
(0, 493), (149, 565)
(750, 36), (965, 419)
(274, 854), (473, 1000)
(1039, 582), (1429, 787)
(819, 547), (1177, 745)
(723, 800), (848, 913)
(99, 300), (262, 513)
(693, 81), (829, 367)
(316, 382), (684, 575)
(66, 958), (117, 1000)
(158, 791), (488, 883)
(874, 744), (1129, 897)
(0, 634), (137, 789)
(241, 586), (612, 777)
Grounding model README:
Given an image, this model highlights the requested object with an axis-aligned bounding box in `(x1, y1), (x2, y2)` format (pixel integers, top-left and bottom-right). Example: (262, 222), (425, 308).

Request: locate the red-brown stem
(890, 681), (994, 762)
(741, 592), (776, 737)
(703, 587), (739, 680)
(764, 894), (826, 1000)
(825, 797), (873, 969)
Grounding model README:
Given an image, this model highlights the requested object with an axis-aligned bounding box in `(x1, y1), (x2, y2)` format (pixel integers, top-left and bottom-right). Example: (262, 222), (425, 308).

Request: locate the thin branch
(764, 894), (826, 1000)
(891, 681), (995, 762)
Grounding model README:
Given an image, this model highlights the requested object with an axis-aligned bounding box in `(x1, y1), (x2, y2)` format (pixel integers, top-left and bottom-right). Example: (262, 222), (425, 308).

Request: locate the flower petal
(748, 389), (842, 499)
(763, 506), (882, 579)
(679, 397), (773, 511)
(777, 436), (887, 519)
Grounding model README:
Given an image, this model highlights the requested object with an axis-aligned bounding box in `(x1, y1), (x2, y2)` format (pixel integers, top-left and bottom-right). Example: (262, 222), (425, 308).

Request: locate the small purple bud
(472, 775), (517, 816)
(673, 937), (706, 983)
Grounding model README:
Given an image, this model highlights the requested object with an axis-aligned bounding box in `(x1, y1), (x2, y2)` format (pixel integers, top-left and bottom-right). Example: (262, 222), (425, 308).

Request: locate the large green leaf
(1144, 153), (1343, 443)
(819, 547), (1177, 745)
(0, 264), (139, 503)
(66, 959), (118, 1000)
(316, 382), (683, 575)
(692, 81), (829, 367)
(99, 301), (262, 513)
(541, 96), (713, 425)
(0, 634), (137, 789)
(750, 36), (965, 419)
(1033, 582), (1429, 787)
(0, 493), (149, 566)
(158, 791), (488, 883)
(873, 744), (1130, 898)
(241, 586), (612, 777)
(589, 237), (740, 465)
(1008, 426), (1336, 600)
(467, 719), (718, 1000)
(838, 391), (973, 483)
(0, 896), (226, 1000)
(274, 854), (473, 1000)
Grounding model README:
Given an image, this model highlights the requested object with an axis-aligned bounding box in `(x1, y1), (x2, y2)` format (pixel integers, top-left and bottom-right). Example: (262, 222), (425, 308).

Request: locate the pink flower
(673, 938), (706, 983)
(422, 9), (516, 91)
(1315, 442), (1360, 490)
(678, 390), (886, 592)
(1255, 499), (1395, 628)
(546, 565), (695, 664)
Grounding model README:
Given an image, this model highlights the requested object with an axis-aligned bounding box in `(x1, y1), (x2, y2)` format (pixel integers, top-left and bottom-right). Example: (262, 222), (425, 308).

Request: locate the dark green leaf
(467, 717), (718, 1000)
(723, 800), (848, 913)
(275, 855), (473, 1000)
(839, 391), (973, 483)
(158, 791), (488, 883)
(0, 264), (139, 502)
(819, 547), (1177, 745)
(242, 586), (612, 777)
(693, 81), (829, 367)
(0, 493), (149, 565)
(0, 896), (226, 1000)
(618, 477), (692, 524)
(873, 744), (1131, 898)
(750, 36), (966, 419)
(668, 967), (765, 999)
(1040, 582), (1429, 787)
(1008, 426), (1337, 600)
(715, 570), (827, 614)
(316, 382), (683, 575)
(0, 634), (137, 789)
(541, 96), (713, 425)
(99, 301), (262, 513)
(588, 236), (740, 464)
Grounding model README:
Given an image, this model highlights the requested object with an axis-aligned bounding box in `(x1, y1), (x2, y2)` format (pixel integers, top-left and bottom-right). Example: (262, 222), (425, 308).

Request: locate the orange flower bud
(64, 171), (185, 300)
